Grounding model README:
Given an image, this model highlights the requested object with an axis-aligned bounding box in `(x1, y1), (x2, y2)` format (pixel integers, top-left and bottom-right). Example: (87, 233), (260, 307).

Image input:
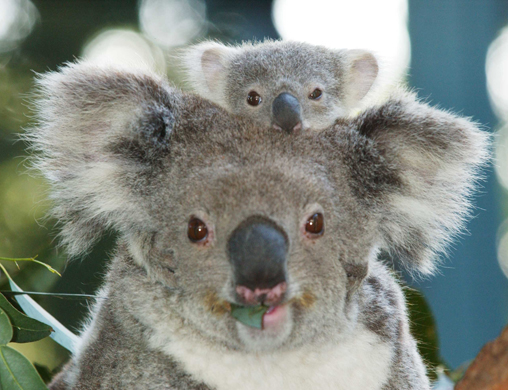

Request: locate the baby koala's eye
(188, 218), (208, 242)
(247, 91), (262, 106)
(305, 213), (324, 236)
(309, 88), (323, 100)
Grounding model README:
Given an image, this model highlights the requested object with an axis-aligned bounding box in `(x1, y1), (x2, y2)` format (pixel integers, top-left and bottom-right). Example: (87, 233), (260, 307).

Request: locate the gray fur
(182, 40), (379, 130)
(26, 63), (489, 390)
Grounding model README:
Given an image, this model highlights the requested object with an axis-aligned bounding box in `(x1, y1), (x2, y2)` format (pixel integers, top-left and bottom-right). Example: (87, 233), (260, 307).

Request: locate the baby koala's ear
(182, 41), (238, 102)
(342, 49), (379, 108)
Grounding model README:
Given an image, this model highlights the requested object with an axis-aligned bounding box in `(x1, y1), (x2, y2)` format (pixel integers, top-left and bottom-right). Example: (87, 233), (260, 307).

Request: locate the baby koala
(183, 40), (379, 132)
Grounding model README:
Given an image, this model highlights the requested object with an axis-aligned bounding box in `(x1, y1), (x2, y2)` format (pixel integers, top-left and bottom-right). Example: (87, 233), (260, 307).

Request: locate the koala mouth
(205, 288), (316, 332)
(230, 303), (288, 330)
(229, 288), (317, 331)
(262, 305), (289, 329)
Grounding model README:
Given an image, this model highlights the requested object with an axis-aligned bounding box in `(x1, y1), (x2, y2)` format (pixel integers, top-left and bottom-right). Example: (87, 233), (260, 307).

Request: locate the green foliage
(0, 294), (53, 343)
(0, 308), (13, 344)
(0, 346), (48, 390)
(8, 278), (78, 353)
(230, 304), (269, 329)
(0, 257), (64, 388)
(405, 287), (446, 380)
(0, 258), (61, 278)
(0, 298), (49, 389)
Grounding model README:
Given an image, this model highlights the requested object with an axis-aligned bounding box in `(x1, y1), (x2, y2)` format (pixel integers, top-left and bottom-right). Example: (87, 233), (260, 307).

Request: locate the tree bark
(455, 326), (508, 390)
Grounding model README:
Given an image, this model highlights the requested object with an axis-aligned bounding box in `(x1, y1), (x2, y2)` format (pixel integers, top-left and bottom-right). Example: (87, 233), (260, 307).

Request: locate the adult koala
(28, 63), (488, 390)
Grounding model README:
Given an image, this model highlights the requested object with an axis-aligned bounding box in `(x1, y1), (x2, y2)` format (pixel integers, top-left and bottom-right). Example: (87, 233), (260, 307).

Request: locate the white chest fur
(158, 327), (393, 390)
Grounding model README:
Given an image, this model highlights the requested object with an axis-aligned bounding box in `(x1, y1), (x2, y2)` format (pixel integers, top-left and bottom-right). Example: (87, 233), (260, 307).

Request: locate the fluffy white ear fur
(28, 62), (175, 257)
(354, 89), (490, 275)
(182, 42), (238, 104)
(343, 50), (379, 108)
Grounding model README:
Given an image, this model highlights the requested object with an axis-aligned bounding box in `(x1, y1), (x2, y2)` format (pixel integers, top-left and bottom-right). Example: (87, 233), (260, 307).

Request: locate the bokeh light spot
(0, 0), (39, 52)
(82, 29), (166, 73)
(486, 27), (508, 120)
(139, 0), (207, 48)
(272, 0), (410, 86)
(497, 219), (508, 280)
(487, 27), (508, 280)
(495, 124), (508, 191)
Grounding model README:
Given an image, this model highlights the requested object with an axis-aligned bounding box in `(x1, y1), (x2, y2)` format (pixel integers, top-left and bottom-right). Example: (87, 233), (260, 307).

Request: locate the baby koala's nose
(272, 93), (302, 133)
(228, 216), (288, 305)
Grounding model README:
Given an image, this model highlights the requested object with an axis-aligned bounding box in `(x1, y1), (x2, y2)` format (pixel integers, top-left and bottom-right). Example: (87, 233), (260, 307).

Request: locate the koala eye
(309, 88), (323, 100)
(305, 213), (324, 236)
(188, 218), (208, 242)
(247, 91), (262, 106)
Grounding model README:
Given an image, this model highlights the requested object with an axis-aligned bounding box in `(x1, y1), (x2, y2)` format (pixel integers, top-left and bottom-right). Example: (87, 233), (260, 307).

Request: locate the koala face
(183, 41), (379, 132)
(31, 64), (488, 358)
(147, 130), (379, 351)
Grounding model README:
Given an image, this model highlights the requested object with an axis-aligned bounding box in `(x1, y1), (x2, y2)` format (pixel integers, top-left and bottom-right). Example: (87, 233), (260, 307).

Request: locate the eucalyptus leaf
(405, 288), (448, 380)
(0, 345), (48, 390)
(230, 304), (269, 329)
(0, 257), (61, 277)
(34, 363), (53, 385)
(432, 368), (455, 390)
(447, 361), (471, 383)
(1, 291), (95, 300)
(0, 294), (53, 343)
(8, 279), (78, 353)
(0, 308), (13, 345)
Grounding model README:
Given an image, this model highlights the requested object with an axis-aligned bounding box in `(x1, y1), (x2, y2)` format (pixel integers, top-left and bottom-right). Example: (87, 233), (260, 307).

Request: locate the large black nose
(228, 217), (288, 291)
(272, 93), (302, 133)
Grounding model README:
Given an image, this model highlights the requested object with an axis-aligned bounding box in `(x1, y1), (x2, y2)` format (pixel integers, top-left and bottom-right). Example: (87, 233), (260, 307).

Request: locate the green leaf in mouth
(230, 304), (269, 329)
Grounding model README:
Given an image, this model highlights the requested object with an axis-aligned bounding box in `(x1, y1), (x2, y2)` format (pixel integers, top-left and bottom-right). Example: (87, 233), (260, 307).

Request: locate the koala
(28, 63), (488, 390)
(183, 40), (379, 132)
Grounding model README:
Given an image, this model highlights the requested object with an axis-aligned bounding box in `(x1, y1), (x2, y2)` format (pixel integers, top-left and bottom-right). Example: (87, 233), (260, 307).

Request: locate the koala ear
(350, 90), (490, 275)
(27, 62), (178, 257)
(342, 49), (379, 108)
(182, 41), (237, 102)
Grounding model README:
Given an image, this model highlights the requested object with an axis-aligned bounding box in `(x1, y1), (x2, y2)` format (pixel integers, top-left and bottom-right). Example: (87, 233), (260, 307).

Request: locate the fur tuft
(25, 62), (178, 256)
(180, 41), (239, 105)
(354, 89), (490, 274)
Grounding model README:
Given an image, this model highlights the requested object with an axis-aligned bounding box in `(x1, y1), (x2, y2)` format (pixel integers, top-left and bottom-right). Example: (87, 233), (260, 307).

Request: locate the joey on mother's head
(183, 40), (379, 132)
(30, 63), (488, 390)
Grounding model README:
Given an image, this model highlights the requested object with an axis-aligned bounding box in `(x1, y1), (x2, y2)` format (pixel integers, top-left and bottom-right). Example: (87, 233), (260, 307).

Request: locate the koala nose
(228, 217), (288, 303)
(272, 93), (302, 133)
(236, 282), (287, 306)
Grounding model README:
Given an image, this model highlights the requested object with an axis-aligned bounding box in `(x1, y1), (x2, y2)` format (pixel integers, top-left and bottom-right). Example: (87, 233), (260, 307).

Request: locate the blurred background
(0, 0), (507, 380)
